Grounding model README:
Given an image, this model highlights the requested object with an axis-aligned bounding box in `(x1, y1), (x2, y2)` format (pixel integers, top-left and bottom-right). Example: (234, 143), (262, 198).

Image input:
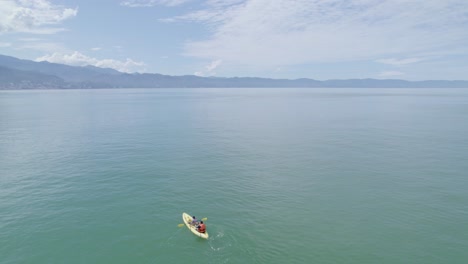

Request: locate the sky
(0, 0), (467, 80)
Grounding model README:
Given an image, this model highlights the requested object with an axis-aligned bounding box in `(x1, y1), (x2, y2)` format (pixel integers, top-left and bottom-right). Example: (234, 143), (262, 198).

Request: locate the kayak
(182, 212), (209, 239)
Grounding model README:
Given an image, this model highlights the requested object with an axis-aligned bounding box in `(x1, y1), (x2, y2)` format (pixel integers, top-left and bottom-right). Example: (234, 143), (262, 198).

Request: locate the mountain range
(1, 54), (467, 89)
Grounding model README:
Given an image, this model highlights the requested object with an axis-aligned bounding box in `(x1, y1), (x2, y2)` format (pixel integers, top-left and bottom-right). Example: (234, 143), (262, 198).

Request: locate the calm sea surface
(1, 88), (468, 264)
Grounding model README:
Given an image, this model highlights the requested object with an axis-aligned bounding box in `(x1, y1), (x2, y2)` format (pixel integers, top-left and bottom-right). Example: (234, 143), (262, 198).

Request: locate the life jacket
(198, 223), (206, 233)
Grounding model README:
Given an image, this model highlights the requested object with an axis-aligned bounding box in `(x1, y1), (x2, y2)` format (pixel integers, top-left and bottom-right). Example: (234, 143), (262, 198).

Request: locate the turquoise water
(1, 88), (468, 263)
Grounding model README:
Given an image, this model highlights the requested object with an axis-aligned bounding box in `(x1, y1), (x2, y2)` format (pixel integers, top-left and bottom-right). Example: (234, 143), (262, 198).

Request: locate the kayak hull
(182, 212), (209, 239)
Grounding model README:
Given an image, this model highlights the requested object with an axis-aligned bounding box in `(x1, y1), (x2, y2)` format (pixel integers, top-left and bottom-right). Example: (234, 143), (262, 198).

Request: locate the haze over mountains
(1, 54), (467, 89)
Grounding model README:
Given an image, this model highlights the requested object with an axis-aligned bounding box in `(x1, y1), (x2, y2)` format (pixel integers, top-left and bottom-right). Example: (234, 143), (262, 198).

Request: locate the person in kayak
(197, 221), (206, 233)
(191, 216), (199, 226)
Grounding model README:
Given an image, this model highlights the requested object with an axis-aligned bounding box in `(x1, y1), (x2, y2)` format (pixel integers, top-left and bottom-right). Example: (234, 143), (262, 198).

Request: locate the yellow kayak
(182, 212), (209, 239)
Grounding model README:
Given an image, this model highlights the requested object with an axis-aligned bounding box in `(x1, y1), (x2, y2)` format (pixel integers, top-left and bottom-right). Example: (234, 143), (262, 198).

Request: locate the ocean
(1, 88), (468, 263)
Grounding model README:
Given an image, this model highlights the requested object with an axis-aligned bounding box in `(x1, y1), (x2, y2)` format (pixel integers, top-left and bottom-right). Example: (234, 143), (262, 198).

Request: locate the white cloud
(17, 42), (66, 53)
(160, 0), (243, 23)
(376, 58), (424, 66)
(0, 0), (77, 34)
(165, 0), (468, 69)
(91, 47), (102, 51)
(121, 0), (191, 7)
(194, 59), (222, 76)
(378, 71), (405, 78)
(206, 59), (222, 71)
(18, 38), (42, 42)
(36, 52), (146, 73)
(0, 42), (12, 47)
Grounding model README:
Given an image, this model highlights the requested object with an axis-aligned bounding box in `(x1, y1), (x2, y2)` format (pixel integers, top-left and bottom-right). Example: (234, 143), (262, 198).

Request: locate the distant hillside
(0, 66), (66, 89)
(0, 54), (120, 83)
(1, 54), (467, 89)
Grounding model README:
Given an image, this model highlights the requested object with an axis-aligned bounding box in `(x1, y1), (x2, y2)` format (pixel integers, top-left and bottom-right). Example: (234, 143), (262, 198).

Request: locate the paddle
(178, 217), (207, 227)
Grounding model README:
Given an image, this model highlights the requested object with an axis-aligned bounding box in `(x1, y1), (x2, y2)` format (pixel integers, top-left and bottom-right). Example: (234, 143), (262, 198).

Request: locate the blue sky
(0, 0), (467, 80)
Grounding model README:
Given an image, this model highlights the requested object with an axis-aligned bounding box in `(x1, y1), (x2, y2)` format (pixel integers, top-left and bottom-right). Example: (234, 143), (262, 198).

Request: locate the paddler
(197, 221), (206, 233)
(191, 216), (199, 226)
